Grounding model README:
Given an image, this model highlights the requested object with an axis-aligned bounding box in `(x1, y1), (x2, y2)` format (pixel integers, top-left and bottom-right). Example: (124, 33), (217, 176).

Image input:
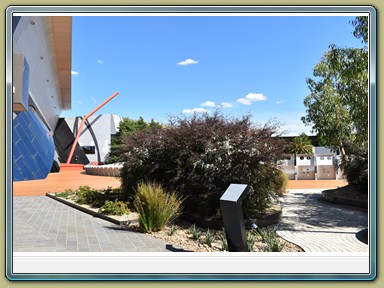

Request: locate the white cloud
(177, 58), (199, 66)
(221, 102), (234, 108)
(90, 96), (97, 103)
(77, 101), (83, 104)
(236, 98), (253, 105)
(97, 60), (105, 64)
(245, 93), (267, 101)
(237, 93), (267, 105)
(201, 101), (216, 107)
(276, 101), (283, 105)
(182, 108), (210, 114)
(71, 70), (79, 76)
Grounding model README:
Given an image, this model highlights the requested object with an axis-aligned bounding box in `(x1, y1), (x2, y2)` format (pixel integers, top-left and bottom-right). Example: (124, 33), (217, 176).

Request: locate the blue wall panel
(12, 164), (22, 181)
(13, 110), (54, 181)
(14, 157), (33, 181)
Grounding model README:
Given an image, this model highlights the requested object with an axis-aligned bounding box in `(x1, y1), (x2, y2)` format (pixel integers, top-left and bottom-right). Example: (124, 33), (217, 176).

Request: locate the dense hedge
(341, 145), (368, 192)
(118, 112), (288, 220)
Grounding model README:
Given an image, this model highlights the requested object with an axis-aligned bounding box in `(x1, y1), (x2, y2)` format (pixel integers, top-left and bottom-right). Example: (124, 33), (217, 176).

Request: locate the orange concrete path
(286, 179), (347, 189)
(13, 171), (122, 196)
(12, 170), (348, 197)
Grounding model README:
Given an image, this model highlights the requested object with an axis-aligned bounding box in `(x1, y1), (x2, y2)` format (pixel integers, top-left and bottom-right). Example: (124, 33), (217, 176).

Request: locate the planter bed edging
(46, 193), (138, 227)
(321, 191), (368, 209)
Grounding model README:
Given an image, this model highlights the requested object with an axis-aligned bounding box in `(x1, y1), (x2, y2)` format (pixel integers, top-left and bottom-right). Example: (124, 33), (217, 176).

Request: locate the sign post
(220, 184), (250, 252)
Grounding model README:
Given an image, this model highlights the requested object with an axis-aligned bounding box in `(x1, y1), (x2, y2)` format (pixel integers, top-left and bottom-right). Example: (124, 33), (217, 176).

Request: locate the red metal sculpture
(60, 91), (119, 171)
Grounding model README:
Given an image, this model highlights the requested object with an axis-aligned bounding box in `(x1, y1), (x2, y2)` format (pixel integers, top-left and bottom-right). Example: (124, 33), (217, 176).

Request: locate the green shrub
(98, 199), (130, 216)
(273, 170), (289, 196)
(55, 189), (74, 199)
(133, 182), (184, 233)
(188, 224), (202, 240)
(79, 190), (105, 207)
(341, 146), (368, 191)
(219, 228), (228, 251)
(247, 230), (257, 252)
(120, 111), (287, 222)
(74, 185), (94, 205)
(258, 227), (282, 252)
(203, 228), (215, 247)
(169, 226), (177, 236)
(243, 166), (284, 215)
(74, 186), (122, 208)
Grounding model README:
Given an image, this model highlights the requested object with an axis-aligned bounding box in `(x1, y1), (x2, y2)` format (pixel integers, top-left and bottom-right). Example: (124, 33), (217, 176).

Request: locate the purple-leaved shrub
(119, 111), (288, 221)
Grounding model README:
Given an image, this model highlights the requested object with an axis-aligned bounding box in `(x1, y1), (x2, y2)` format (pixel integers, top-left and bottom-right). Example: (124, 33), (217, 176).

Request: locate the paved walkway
(12, 170), (365, 253)
(13, 196), (172, 252)
(13, 189), (368, 253)
(276, 189), (368, 252)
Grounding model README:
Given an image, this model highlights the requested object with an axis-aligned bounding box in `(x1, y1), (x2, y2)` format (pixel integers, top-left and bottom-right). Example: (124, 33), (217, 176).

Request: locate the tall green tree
(301, 17), (368, 155)
(107, 117), (161, 163)
(351, 16), (368, 44)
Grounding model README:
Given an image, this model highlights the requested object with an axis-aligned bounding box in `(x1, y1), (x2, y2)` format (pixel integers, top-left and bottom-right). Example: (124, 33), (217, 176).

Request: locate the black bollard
(220, 184), (250, 252)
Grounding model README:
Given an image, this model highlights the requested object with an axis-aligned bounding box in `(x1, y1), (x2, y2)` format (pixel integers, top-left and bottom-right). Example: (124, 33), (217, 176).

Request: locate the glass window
(82, 146), (95, 154)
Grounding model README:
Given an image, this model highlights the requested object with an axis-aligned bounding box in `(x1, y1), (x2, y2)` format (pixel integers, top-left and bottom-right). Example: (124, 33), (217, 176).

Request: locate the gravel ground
(137, 220), (304, 252)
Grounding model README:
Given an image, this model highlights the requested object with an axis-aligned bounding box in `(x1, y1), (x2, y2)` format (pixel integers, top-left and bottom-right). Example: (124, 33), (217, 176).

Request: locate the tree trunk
(339, 139), (346, 156)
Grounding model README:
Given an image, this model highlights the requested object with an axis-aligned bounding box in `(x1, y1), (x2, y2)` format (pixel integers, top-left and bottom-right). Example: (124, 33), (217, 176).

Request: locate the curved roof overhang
(46, 16), (72, 111)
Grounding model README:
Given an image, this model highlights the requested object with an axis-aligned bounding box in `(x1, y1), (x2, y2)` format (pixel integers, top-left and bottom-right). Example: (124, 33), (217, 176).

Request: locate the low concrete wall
(84, 163), (124, 177)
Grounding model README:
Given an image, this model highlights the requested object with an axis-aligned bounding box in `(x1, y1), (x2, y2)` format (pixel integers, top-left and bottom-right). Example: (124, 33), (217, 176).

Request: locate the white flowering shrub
(119, 112), (288, 221)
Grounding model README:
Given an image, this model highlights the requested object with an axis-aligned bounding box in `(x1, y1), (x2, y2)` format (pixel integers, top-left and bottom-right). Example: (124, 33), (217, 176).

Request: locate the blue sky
(62, 15), (364, 136)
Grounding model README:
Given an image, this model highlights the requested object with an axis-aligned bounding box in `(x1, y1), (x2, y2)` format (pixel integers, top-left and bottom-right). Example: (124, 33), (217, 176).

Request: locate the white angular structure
(296, 154), (316, 180)
(62, 114), (123, 163)
(316, 155), (337, 180)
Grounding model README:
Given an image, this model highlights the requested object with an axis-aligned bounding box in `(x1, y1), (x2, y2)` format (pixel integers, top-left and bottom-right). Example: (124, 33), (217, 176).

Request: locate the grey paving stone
(12, 196), (170, 252)
(13, 190), (367, 254)
(276, 189), (369, 252)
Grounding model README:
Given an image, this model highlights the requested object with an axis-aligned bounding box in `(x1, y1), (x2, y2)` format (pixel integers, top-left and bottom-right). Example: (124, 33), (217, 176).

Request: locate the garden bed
(46, 192), (139, 227)
(47, 192), (303, 253)
(245, 204), (283, 227)
(145, 219), (304, 252)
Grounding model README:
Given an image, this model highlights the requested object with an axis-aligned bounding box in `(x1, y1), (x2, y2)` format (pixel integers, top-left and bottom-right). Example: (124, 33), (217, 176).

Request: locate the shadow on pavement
(166, 244), (192, 252)
(356, 228), (368, 245)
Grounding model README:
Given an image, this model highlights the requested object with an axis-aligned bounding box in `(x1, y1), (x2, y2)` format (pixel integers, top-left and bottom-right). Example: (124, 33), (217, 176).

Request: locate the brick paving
(12, 170), (367, 253)
(276, 189), (368, 252)
(13, 196), (171, 252)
